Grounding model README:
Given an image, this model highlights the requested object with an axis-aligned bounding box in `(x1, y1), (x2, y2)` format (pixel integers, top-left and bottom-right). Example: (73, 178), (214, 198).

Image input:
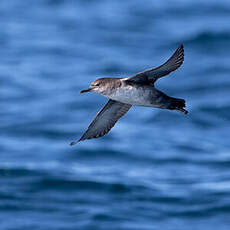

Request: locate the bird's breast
(106, 85), (154, 106)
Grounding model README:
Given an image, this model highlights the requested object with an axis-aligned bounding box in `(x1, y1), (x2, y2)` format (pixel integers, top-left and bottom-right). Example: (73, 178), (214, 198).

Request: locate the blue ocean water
(1, 0), (230, 229)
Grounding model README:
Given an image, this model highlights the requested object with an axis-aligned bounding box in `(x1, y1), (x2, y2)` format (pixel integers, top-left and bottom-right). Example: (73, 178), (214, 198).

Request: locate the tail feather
(168, 97), (188, 114)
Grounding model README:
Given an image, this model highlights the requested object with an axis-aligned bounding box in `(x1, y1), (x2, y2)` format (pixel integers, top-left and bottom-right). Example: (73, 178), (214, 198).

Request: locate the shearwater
(70, 45), (188, 145)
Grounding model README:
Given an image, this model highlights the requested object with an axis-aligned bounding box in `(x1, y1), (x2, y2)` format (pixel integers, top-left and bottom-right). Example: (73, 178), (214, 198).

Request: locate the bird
(70, 44), (187, 145)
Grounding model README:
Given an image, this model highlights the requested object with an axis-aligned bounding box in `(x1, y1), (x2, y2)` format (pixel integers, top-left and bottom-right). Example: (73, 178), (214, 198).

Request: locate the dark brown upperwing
(128, 45), (184, 84)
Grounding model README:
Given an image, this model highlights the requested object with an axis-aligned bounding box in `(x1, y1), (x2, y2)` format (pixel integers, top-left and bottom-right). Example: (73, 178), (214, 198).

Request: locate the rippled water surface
(1, 0), (230, 229)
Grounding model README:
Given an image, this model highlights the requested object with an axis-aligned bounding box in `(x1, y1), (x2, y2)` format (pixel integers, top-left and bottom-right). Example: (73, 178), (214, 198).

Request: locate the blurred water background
(1, 0), (230, 229)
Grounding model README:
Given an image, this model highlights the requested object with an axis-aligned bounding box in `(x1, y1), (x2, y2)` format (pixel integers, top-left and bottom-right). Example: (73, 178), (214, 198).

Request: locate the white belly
(106, 86), (152, 106)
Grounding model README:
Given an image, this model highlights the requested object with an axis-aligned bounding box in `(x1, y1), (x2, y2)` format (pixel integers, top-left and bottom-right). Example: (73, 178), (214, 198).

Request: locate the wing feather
(128, 45), (184, 84)
(70, 100), (131, 145)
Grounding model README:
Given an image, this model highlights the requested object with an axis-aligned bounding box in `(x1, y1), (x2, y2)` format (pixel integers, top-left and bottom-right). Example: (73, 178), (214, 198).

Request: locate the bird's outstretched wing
(127, 45), (184, 85)
(70, 99), (131, 145)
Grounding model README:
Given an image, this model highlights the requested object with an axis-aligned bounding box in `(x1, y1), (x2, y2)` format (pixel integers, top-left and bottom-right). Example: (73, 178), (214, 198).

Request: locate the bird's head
(80, 78), (112, 95)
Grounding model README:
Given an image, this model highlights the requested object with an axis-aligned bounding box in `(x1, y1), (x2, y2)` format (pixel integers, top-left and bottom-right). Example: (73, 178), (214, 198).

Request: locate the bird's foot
(176, 108), (188, 114)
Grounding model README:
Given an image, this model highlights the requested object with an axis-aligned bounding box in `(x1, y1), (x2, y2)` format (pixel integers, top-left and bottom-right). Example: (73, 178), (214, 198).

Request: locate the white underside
(105, 86), (153, 107)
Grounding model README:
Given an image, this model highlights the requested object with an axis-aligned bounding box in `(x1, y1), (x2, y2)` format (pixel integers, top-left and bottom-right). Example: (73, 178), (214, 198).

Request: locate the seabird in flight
(70, 45), (187, 145)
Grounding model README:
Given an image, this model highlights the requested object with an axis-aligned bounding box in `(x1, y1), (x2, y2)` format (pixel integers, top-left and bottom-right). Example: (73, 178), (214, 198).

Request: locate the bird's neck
(100, 79), (122, 96)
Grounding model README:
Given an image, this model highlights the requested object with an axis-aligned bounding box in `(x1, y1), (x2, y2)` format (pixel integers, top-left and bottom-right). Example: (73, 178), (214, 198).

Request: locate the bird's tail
(168, 97), (188, 114)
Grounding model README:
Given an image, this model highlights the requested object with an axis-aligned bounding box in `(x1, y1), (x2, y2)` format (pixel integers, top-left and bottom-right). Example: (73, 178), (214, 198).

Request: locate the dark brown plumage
(128, 44), (184, 85)
(71, 44), (187, 145)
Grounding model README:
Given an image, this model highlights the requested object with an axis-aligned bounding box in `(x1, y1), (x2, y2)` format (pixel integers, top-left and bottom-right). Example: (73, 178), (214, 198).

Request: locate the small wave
(0, 167), (47, 178)
(33, 177), (144, 194)
(184, 31), (230, 45)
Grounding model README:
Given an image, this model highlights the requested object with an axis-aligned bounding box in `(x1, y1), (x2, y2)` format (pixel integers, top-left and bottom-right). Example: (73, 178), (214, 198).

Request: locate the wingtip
(176, 44), (184, 65)
(177, 44), (184, 53)
(70, 141), (78, 146)
(70, 136), (85, 146)
(179, 44), (184, 49)
(179, 44), (184, 54)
